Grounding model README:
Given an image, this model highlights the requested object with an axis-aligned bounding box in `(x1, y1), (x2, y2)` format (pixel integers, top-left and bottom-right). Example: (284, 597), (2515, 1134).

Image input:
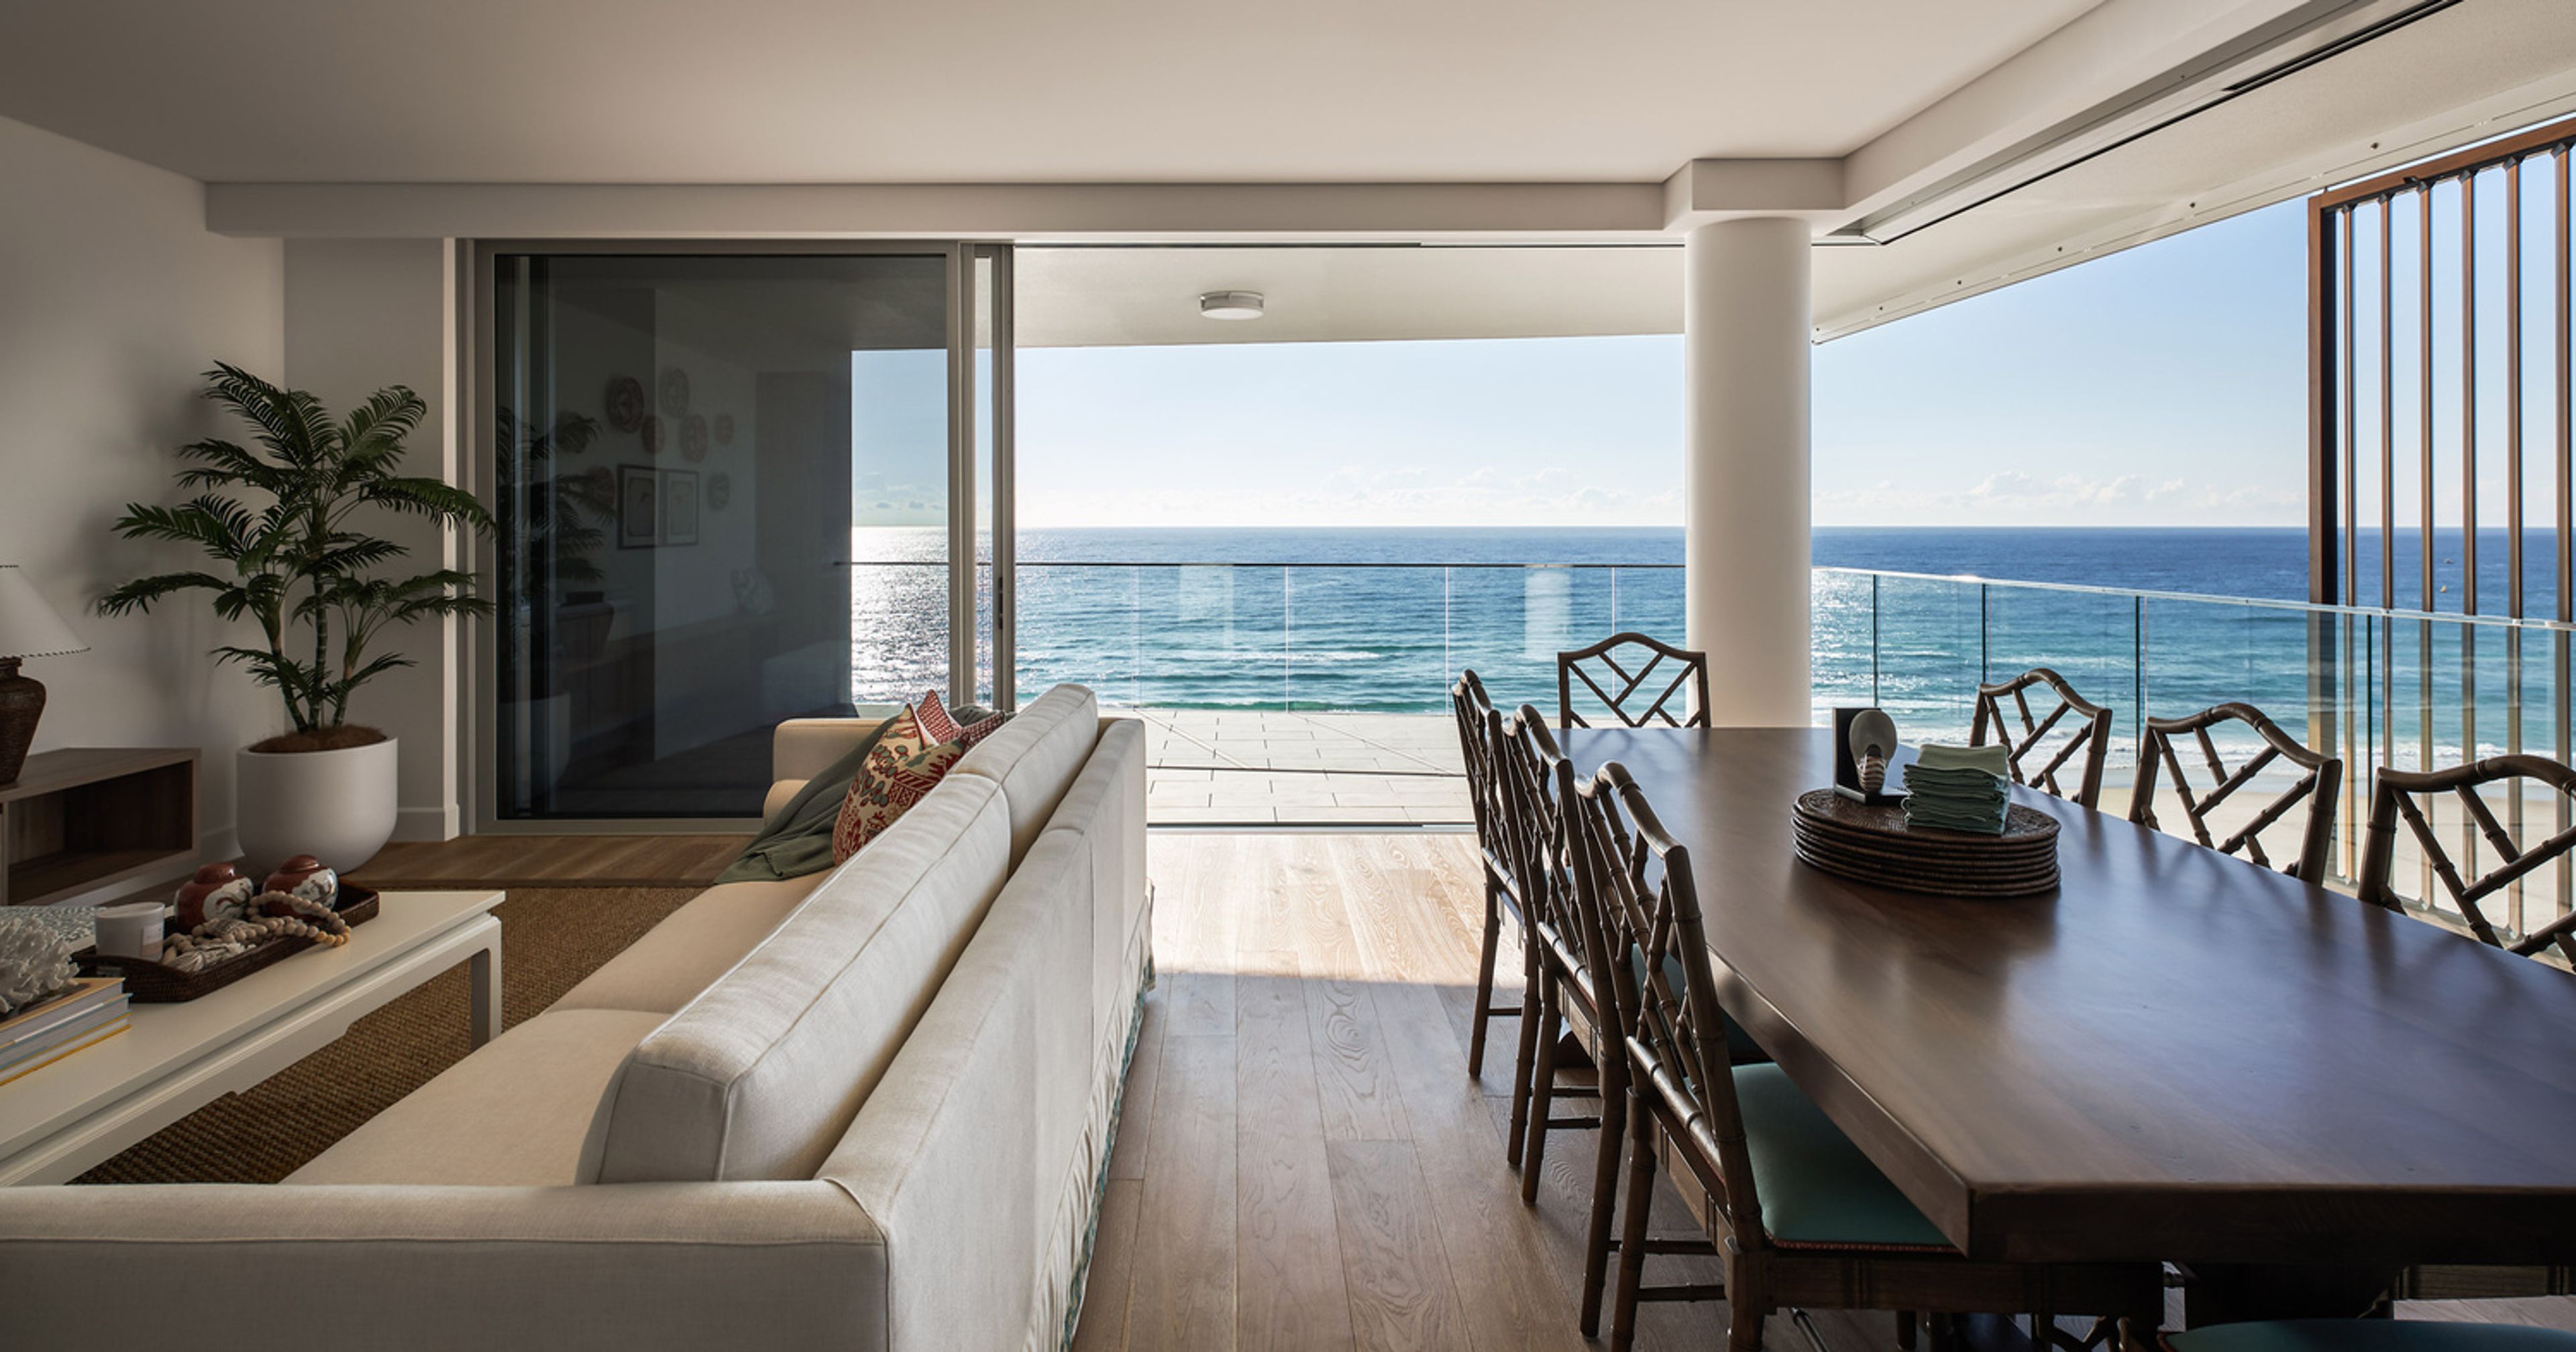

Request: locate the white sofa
(0, 684), (1152, 1352)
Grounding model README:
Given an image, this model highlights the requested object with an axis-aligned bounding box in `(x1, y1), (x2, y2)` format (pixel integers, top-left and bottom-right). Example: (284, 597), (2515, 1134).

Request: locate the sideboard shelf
(1, 748), (199, 907)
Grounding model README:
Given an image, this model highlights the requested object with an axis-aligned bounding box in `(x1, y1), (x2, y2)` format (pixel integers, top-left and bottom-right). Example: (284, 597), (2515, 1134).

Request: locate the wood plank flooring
(1081, 832), (2576, 1352)
(348, 833), (749, 890)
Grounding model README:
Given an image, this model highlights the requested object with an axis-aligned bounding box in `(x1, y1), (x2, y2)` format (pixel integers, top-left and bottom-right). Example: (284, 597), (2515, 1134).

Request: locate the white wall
(282, 240), (462, 841)
(0, 113), (285, 866)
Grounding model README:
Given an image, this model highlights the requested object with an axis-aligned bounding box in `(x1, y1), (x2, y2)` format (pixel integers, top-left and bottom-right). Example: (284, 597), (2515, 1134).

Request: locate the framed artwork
(617, 465), (659, 548)
(661, 469), (700, 547)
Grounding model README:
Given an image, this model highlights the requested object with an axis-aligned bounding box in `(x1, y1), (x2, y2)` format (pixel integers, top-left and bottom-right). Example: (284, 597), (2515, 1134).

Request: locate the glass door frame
(463, 239), (1015, 833)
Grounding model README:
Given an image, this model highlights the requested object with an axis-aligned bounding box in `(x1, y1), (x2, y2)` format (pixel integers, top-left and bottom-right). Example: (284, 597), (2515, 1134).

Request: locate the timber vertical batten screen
(2309, 114), (2576, 931)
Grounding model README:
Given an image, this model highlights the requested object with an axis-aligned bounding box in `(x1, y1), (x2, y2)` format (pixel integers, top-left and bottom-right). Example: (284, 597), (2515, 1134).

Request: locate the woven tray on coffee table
(1791, 789), (2060, 897)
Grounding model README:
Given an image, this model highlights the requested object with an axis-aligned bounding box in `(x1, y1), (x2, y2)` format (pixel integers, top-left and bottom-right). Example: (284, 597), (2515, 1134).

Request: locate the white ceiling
(0, 0), (2092, 184)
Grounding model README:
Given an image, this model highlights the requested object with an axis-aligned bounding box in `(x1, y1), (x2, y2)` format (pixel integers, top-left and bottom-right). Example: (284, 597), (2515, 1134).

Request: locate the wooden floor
(350, 834), (749, 890)
(1080, 831), (1892, 1352)
(1078, 832), (2576, 1352)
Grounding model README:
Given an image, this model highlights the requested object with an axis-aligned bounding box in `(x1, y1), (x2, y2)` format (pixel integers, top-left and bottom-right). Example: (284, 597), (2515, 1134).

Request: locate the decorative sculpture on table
(173, 862), (256, 931)
(1833, 707), (1903, 804)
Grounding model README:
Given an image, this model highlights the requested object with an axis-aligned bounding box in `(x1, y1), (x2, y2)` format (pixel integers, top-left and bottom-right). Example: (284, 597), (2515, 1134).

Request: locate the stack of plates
(1790, 789), (2061, 897)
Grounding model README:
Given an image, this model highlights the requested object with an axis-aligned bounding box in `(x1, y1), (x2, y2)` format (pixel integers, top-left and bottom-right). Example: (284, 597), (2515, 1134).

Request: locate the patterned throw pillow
(830, 705), (967, 864)
(916, 688), (1010, 749)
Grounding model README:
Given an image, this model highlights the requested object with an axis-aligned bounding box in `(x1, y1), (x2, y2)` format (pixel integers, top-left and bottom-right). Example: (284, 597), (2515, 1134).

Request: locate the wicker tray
(75, 886), (380, 1003)
(1790, 790), (2060, 898)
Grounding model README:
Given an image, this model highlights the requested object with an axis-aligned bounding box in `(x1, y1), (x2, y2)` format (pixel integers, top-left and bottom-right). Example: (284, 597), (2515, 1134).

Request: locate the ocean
(852, 526), (2567, 770)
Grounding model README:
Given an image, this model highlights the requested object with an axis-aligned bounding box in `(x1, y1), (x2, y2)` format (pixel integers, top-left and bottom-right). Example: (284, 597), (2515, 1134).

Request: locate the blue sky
(1014, 199), (2314, 529)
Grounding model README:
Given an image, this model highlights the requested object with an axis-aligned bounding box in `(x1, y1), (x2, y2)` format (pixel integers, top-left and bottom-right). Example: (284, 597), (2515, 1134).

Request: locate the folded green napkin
(1901, 746), (2010, 835)
(1911, 743), (2010, 776)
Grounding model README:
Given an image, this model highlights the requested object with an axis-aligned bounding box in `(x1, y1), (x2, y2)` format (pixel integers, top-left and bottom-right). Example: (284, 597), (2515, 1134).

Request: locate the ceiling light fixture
(1199, 291), (1265, 321)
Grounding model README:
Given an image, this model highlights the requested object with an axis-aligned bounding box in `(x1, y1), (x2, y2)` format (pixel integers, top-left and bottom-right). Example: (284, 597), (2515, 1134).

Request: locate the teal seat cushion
(1733, 1062), (1948, 1248)
(2168, 1322), (2576, 1351)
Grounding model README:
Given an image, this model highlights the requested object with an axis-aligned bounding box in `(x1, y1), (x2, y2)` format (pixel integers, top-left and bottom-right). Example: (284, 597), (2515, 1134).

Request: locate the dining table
(1558, 725), (2576, 1326)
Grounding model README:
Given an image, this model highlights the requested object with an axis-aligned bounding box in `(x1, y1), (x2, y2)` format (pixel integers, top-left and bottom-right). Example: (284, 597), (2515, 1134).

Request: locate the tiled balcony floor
(1119, 709), (1470, 825)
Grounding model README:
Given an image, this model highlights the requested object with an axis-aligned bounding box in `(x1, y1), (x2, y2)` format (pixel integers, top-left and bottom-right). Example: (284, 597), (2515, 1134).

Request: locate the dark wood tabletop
(1560, 725), (2576, 1268)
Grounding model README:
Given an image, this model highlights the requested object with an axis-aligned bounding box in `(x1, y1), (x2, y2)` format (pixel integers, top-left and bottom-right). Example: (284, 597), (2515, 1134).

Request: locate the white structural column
(1683, 217), (1812, 725)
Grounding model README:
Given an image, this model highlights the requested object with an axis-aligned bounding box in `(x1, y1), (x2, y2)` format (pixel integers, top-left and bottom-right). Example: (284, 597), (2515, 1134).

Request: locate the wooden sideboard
(1, 748), (197, 907)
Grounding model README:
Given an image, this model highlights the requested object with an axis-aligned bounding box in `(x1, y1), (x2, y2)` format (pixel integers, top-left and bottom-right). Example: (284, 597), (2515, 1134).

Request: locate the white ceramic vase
(235, 737), (399, 875)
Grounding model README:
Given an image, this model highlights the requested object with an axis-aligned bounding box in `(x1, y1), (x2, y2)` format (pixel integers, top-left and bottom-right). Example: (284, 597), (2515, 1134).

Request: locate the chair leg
(1519, 975), (1562, 1205)
(2029, 1304), (2055, 1352)
(1896, 1310), (1917, 1350)
(1723, 1248), (1767, 1352)
(1609, 1100), (1658, 1352)
(1578, 1080), (1628, 1335)
(1503, 939), (1544, 1170)
(1467, 877), (1503, 1078)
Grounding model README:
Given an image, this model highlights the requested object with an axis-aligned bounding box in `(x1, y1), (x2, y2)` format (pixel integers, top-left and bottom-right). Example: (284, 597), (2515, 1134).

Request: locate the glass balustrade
(822, 556), (2576, 943)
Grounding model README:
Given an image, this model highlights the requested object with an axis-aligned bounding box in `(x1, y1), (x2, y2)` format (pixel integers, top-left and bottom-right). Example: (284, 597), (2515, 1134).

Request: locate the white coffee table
(0, 889), (503, 1186)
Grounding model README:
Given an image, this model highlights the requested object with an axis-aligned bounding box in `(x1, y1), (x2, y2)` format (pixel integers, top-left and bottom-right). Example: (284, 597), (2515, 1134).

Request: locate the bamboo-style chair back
(1970, 666), (2113, 810)
(1494, 705), (1582, 970)
(2131, 702), (2344, 884)
(1558, 632), (1710, 730)
(2358, 755), (2576, 965)
(1451, 670), (1507, 878)
(1573, 761), (1771, 1253)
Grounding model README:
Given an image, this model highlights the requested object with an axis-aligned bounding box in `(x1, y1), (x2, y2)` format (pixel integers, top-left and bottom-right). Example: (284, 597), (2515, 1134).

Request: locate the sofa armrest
(773, 713), (895, 784)
(764, 777), (812, 820)
(0, 1179), (885, 1352)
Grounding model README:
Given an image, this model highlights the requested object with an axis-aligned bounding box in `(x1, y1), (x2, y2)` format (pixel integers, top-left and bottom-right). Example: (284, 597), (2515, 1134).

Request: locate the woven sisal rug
(74, 886), (700, 1185)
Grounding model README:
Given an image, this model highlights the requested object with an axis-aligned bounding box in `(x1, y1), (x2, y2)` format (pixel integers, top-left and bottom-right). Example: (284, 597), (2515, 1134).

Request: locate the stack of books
(0, 978), (131, 1087)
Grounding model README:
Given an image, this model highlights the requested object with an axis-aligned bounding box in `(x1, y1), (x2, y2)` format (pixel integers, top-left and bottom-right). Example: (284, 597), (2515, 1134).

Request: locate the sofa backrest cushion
(590, 773), (1012, 1184)
(949, 684), (1102, 864)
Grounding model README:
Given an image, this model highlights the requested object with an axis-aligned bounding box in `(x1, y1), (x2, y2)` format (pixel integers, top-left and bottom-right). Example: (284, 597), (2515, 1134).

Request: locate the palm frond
(97, 572), (235, 617)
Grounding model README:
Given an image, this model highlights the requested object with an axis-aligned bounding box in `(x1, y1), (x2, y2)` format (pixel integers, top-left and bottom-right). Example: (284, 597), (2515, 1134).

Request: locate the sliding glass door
(484, 245), (1009, 822)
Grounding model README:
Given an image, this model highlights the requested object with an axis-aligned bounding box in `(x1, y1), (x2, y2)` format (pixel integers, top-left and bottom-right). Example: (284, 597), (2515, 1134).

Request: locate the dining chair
(1558, 631), (1711, 730)
(1971, 666), (2114, 810)
(1490, 703), (1603, 1182)
(1580, 759), (2161, 1352)
(2357, 755), (2576, 966)
(1451, 670), (1523, 1080)
(2131, 701), (2344, 884)
(2161, 1320), (2576, 1349)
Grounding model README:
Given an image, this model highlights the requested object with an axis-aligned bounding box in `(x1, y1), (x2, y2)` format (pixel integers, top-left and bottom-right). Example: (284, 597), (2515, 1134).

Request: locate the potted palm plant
(102, 364), (493, 871)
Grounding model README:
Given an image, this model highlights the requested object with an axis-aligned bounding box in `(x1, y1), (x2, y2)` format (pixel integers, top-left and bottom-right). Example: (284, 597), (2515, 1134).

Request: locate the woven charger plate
(1790, 789), (2061, 897)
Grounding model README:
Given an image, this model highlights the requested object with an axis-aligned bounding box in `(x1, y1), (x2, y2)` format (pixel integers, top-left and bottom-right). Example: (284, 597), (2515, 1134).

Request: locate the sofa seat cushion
(553, 875), (829, 1015)
(286, 1009), (667, 1187)
(593, 775), (1014, 1184)
(950, 684), (1100, 864)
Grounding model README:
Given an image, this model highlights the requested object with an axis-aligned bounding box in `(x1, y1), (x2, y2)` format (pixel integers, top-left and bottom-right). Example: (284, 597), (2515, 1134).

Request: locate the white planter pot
(235, 737), (400, 876)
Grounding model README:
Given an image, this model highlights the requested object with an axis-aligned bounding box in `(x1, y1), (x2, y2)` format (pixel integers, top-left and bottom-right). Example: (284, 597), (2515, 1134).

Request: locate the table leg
(469, 939), (501, 1047)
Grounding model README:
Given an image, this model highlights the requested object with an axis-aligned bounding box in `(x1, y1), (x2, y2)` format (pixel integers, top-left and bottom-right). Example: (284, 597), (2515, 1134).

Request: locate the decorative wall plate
(707, 472), (731, 511)
(680, 413), (708, 462)
(639, 414), (663, 456)
(604, 374), (645, 432)
(713, 413), (735, 445)
(659, 366), (690, 416)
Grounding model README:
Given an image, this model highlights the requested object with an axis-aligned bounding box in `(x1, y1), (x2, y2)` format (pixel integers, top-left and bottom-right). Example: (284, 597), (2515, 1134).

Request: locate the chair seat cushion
(553, 874), (828, 1015)
(2167, 1322), (2576, 1351)
(1734, 1062), (1948, 1249)
(286, 1008), (668, 1186)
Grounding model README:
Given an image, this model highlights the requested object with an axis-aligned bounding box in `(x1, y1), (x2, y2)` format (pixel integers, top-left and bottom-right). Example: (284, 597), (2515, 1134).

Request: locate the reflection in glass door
(486, 247), (1004, 821)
